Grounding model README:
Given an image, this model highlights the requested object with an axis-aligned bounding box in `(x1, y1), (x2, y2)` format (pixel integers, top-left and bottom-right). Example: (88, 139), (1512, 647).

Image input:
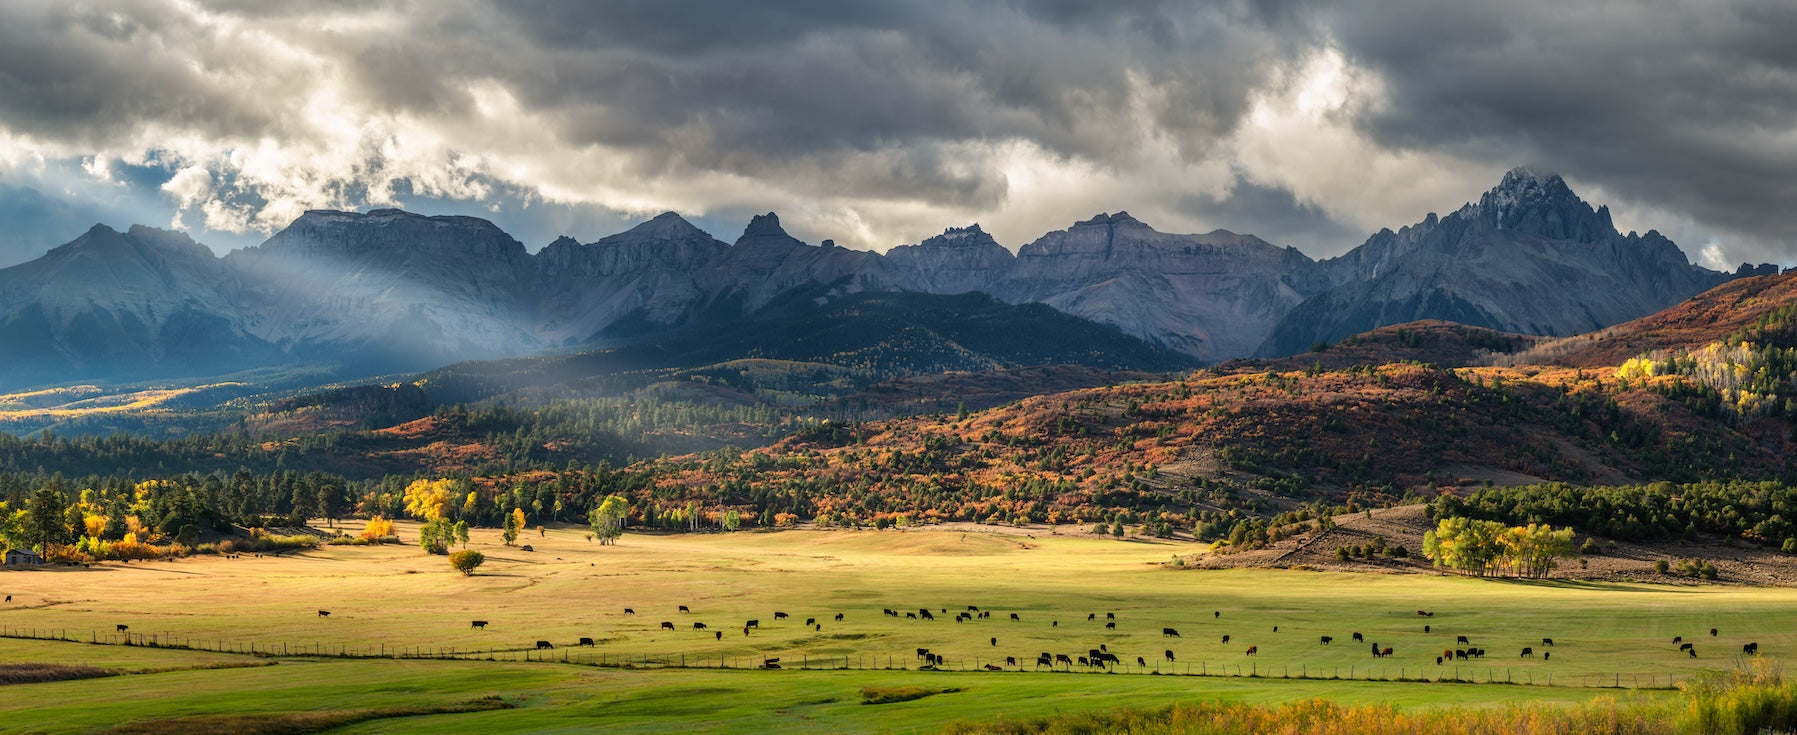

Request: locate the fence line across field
(0, 626), (1682, 690)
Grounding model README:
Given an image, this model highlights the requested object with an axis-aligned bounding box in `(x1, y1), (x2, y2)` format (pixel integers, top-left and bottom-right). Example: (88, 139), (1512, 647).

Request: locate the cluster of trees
(1618, 340), (1797, 420)
(1421, 517), (1576, 578)
(1435, 481), (1797, 551)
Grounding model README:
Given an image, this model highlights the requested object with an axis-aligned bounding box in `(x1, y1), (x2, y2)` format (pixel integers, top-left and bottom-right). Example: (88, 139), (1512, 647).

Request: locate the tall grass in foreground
(945, 660), (1797, 735)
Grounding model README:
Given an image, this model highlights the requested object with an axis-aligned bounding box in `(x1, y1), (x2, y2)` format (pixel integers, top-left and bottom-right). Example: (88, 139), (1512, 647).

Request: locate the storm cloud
(0, 0), (1789, 266)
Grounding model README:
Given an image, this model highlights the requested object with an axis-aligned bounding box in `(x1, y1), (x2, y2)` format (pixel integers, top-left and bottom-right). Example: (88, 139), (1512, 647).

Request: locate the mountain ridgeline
(0, 168), (1764, 391)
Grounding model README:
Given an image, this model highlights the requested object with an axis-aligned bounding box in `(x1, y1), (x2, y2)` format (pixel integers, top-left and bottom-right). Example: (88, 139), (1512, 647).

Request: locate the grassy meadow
(0, 524), (1790, 732)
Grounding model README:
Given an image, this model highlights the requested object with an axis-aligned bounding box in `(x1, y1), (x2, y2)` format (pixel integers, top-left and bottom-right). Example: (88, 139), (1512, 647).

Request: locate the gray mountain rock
(1257, 168), (1731, 356)
(991, 212), (1330, 361)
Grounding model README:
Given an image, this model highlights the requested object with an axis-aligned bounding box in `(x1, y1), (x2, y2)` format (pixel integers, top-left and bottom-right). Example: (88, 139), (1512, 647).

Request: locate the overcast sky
(0, 0), (1792, 270)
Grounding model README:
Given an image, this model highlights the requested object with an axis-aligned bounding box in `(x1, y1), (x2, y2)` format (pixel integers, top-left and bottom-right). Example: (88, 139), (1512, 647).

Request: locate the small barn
(3, 548), (44, 566)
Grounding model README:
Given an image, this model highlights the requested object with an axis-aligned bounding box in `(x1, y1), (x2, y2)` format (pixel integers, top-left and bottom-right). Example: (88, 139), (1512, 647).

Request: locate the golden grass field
(2, 523), (1791, 732)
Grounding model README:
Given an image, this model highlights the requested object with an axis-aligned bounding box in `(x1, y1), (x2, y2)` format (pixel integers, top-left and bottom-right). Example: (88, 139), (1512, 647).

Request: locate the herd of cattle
(261, 604), (1765, 672)
(74, 603), (1760, 672)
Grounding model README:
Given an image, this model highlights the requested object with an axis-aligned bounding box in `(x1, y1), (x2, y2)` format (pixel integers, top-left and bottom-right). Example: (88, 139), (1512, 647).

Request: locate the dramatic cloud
(0, 0), (1790, 266)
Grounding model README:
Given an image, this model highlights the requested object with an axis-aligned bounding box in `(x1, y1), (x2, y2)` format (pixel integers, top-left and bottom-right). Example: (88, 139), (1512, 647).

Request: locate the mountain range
(0, 168), (1771, 392)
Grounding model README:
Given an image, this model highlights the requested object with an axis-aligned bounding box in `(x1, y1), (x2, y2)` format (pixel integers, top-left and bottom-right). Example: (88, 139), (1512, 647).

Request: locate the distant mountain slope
(414, 290), (1196, 406)
(0, 224), (277, 386)
(1510, 272), (1797, 367)
(1222, 320), (1544, 372)
(1258, 169), (1731, 356)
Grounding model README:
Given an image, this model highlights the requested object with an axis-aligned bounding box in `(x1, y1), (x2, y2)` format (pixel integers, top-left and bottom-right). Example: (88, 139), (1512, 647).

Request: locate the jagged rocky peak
(741, 211), (789, 240)
(1472, 167), (1615, 240)
(627, 211), (710, 240)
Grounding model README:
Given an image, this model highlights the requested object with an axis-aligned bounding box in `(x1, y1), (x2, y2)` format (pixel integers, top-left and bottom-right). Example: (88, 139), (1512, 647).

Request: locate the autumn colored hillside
(625, 359), (1792, 533)
(1511, 272), (1797, 367)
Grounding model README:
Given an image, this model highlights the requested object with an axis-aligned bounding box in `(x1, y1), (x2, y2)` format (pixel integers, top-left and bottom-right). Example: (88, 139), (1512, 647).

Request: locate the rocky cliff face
(531, 211), (726, 342)
(883, 225), (1014, 295)
(1257, 169), (1732, 356)
(993, 212), (1331, 361)
(226, 208), (539, 370)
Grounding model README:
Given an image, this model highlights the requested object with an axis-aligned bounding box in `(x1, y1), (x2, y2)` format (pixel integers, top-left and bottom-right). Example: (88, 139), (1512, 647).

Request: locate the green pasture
(0, 525), (1787, 731)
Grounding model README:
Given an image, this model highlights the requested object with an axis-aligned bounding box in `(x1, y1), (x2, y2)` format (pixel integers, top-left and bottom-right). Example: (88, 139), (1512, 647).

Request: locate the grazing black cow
(1222, 634), (1231, 644)
(969, 606), (979, 612)
(1273, 626), (1279, 633)
(116, 624), (128, 632)
(743, 627), (749, 636)
(578, 637), (595, 646)
(920, 610), (935, 621)
(1711, 628), (1719, 637)
(1214, 611), (1221, 618)
(884, 609), (897, 617)
(1437, 656), (1444, 665)
(1424, 625), (1431, 633)
(660, 621), (675, 631)
(693, 622), (707, 630)
(1745, 642), (1760, 654)
(1078, 656), (1089, 666)
(1542, 638), (1554, 646)
(1455, 649), (1467, 660)
(763, 657), (780, 669)
(916, 648), (931, 659)
(471, 620), (488, 629)
(746, 619), (759, 628)
(1245, 646), (1258, 656)
(679, 605), (690, 613)
(907, 612), (917, 619)
(806, 617), (816, 626)
(1036, 655), (1053, 668)
(1673, 636), (1683, 644)
(1352, 632), (1363, 642)
(1051, 621), (1057, 627)
(715, 631), (722, 641)
(1679, 642), (1694, 651)
(1107, 612), (1116, 620)
(835, 613), (844, 621)
(1088, 613), (1096, 621)
(1138, 656), (1146, 667)
(1456, 635), (1469, 644)
(1165, 650), (1175, 662)
(1006, 656), (1017, 666)
(1105, 621), (1116, 630)
(1100, 644), (1108, 652)
(1164, 627), (1180, 638)
(990, 637), (997, 646)
(1689, 647), (1698, 658)
(774, 612), (789, 620)
(536, 640), (554, 649)
(1055, 653), (1073, 667)
(624, 608), (635, 615)
(1471, 648), (1485, 658)
(1320, 636), (1333, 645)
(1544, 651), (1550, 660)
(1011, 613), (1020, 621)
(317, 610), (331, 617)
(1417, 610), (1428, 617)
(1521, 647), (1534, 657)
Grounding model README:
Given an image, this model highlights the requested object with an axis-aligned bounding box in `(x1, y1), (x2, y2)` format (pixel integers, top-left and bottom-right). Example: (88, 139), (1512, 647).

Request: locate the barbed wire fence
(0, 625), (1684, 689)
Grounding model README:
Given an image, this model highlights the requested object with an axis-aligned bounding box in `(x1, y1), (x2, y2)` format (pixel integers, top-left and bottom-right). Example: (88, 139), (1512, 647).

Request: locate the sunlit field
(2, 524), (1788, 732)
